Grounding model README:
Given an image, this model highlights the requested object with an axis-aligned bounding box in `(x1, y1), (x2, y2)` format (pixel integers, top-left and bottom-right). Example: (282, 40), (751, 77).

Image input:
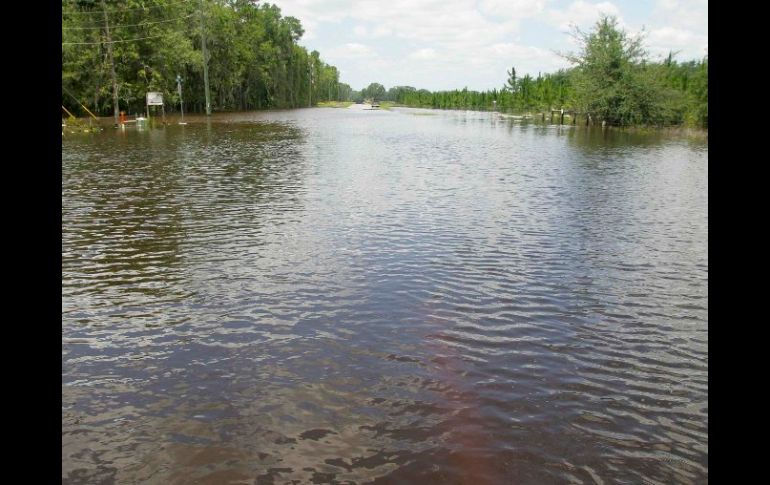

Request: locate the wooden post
(199, 0), (211, 115)
(572, 112), (576, 124)
(101, 0), (120, 126)
(550, 110), (554, 123)
(177, 74), (185, 124)
(560, 109), (564, 125)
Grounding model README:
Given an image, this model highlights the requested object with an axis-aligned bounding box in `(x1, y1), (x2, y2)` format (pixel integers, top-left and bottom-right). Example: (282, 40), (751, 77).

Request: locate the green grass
(317, 101), (354, 108)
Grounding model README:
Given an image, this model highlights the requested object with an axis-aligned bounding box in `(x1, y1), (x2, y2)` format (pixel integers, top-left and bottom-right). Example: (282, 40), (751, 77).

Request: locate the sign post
(146, 91), (165, 124)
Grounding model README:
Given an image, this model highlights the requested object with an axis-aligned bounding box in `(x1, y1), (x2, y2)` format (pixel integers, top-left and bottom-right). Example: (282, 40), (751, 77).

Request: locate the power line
(62, 86), (100, 119)
(63, 13), (195, 30)
(62, 0), (191, 16)
(62, 33), (167, 46)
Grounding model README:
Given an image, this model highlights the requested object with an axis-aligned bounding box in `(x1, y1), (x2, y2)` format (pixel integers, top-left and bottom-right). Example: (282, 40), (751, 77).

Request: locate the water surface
(62, 105), (708, 484)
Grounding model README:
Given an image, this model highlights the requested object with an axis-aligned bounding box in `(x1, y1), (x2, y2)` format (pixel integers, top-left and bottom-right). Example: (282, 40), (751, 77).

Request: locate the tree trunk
(101, 0), (119, 125)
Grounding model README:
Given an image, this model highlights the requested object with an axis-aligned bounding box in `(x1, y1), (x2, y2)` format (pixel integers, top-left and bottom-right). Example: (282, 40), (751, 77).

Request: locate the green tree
(504, 66), (517, 93)
(62, 0), (345, 115)
(362, 82), (386, 101)
(564, 15), (679, 125)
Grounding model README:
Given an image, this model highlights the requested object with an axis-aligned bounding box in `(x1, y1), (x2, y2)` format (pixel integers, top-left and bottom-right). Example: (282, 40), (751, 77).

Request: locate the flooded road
(63, 105), (707, 484)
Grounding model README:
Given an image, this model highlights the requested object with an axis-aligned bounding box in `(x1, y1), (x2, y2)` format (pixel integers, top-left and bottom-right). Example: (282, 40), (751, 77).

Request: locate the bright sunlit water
(63, 105), (707, 484)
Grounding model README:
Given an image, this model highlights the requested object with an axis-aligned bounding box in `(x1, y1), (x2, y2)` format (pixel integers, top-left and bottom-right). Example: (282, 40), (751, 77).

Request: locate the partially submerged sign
(146, 92), (164, 106)
(145, 92), (166, 123)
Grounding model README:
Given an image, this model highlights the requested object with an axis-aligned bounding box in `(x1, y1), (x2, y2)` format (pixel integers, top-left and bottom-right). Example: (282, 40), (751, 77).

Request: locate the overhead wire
(61, 0), (191, 16)
(63, 13), (195, 30)
(62, 33), (169, 45)
(62, 2), (197, 45)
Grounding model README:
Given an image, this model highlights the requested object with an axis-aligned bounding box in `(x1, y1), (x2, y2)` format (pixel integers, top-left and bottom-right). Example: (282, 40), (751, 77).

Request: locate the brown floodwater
(62, 105), (707, 484)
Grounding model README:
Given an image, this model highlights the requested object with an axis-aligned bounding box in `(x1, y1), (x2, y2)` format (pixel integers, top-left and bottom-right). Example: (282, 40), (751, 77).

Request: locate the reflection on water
(63, 106), (707, 484)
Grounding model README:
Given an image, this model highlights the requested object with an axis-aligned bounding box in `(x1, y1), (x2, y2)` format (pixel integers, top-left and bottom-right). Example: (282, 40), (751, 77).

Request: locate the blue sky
(269, 0), (708, 92)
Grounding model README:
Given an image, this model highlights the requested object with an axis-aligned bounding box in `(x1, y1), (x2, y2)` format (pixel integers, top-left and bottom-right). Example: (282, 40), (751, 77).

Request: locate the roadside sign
(146, 92), (164, 106)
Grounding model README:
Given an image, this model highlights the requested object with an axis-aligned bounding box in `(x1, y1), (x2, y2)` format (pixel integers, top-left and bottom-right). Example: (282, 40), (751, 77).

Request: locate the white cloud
(267, 0), (707, 90)
(648, 27), (703, 47)
(646, 27), (708, 60)
(479, 0), (546, 18)
(371, 26), (393, 38)
(408, 48), (437, 60)
(326, 43), (376, 59)
(546, 1), (622, 31)
(652, 0), (708, 32)
(270, 0), (351, 39)
(645, 0), (707, 60)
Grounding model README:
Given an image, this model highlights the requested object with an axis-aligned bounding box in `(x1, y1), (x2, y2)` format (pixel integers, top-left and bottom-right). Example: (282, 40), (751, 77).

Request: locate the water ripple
(63, 108), (707, 483)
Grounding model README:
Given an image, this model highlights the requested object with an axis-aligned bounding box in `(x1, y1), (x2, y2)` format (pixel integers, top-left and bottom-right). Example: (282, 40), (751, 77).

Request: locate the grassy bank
(317, 101), (354, 108)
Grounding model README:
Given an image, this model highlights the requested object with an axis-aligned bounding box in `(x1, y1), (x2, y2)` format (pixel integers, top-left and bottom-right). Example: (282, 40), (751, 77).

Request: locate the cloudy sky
(269, 0), (707, 92)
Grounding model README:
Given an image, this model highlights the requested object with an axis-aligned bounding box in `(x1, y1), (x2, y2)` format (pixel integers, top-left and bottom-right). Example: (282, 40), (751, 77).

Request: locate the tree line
(62, 0), (353, 117)
(355, 17), (707, 128)
(64, 7), (706, 128)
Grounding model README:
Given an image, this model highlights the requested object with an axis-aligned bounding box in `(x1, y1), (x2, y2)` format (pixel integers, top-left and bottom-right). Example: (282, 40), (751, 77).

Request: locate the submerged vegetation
(62, 0), (352, 117)
(355, 17), (707, 128)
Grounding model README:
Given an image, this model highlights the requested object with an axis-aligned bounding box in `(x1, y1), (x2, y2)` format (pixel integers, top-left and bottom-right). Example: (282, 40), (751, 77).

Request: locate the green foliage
(376, 71), (574, 113)
(62, 0), (348, 116)
(566, 16), (646, 125)
(337, 83), (353, 101)
(565, 15), (706, 127)
(366, 15), (706, 128)
(361, 83), (386, 101)
(505, 67), (516, 93)
(63, 4), (707, 128)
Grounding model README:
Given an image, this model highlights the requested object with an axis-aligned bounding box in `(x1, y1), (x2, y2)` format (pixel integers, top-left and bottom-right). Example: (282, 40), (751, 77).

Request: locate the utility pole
(101, 0), (119, 126)
(177, 74), (186, 124)
(199, 0), (211, 115)
(308, 64), (312, 107)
